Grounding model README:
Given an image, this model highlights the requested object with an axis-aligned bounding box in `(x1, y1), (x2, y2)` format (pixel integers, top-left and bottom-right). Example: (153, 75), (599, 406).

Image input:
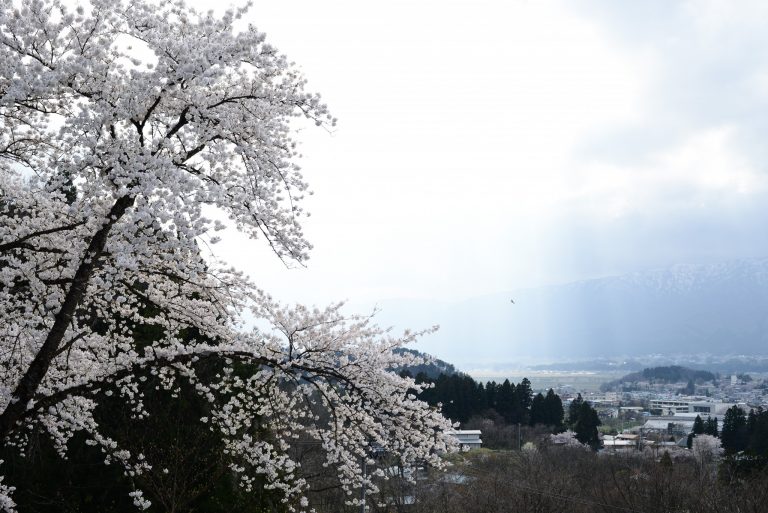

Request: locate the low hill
(602, 365), (717, 391)
(393, 348), (458, 380)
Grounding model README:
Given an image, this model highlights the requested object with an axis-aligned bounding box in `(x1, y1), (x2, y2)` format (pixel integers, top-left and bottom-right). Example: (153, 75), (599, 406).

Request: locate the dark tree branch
(0, 194), (135, 439)
(0, 221), (85, 253)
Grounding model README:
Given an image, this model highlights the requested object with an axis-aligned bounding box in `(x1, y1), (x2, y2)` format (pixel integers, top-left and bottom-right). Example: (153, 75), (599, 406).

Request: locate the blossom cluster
(0, 0), (454, 510)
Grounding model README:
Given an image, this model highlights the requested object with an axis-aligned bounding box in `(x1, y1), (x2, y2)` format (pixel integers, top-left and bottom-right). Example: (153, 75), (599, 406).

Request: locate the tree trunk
(0, 194), (135, 440)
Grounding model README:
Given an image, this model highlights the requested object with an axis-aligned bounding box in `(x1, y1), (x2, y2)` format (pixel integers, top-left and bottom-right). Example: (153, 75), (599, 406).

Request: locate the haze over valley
(360, 258), (768, 371)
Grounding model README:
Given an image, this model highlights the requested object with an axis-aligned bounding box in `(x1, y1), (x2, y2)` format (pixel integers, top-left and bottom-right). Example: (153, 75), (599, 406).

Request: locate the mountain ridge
(366, 258), (768, 364)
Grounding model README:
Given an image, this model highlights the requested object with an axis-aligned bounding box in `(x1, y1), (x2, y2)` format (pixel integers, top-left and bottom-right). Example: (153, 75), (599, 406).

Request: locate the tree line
(720, 406), (768, 458)
(403, 372), (557, 427)
(402, 371), (602, 448)
(687, 405), (768, 474)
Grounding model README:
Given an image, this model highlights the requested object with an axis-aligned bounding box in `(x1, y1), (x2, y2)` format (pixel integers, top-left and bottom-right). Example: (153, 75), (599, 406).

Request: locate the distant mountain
(364, 258), (768, 365)
(529, 355), (768, 373)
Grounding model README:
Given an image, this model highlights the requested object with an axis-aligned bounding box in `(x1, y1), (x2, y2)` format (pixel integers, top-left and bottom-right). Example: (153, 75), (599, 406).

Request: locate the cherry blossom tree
(549, 430), (589, 450)
(0, 0), (455, 510)
(692, 434), (723, 467)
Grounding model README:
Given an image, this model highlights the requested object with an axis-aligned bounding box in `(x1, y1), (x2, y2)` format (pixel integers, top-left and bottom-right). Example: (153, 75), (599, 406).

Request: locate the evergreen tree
(747, 408), (768, 459)
(516, 378), (534, 411)
(529, 393), (546, 426)
(704, 416), (719, 437)
(721, 406), (748, 454)
(474, 382), (489, 415)
(485, 381), (498, 413)
(496, 380), (518, 424)
(543, 389), (565, 431)
(747, 409), (757, 433)
(568, 394), (584, 428)
(573, 401), (602, 449)
(693, 415), (705, 435)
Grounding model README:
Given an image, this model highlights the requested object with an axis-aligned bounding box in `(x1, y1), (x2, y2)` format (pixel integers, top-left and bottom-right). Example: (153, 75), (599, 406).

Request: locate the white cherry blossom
(0, 0), (455, 510)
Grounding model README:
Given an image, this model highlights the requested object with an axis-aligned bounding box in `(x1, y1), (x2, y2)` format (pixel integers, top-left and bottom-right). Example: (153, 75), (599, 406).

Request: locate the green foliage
(568, 394), (584, 427)
(704, 416), (719, 436)
(565, 395), (600, 449)
(693, 415), (705, 435)
(719, 408), (768, 478)
(414, 374), (563, 431)
(530, 389), (564, 431)
(748, 408), (768, 459)
(529, 393), (546, 426)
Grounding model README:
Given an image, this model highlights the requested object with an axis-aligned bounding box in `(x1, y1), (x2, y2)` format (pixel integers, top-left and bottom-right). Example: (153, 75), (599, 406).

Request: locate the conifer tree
(543, 388), (565, 431)
(516, 378), (533, 411)
(693, 415), (705, 435)
(748, 408), (768, 459)
(704, 416), (719, 437)
(568, 394), (584, 428)
(721, 406), (748, 454)
(529, 393), (546, 426)
(496, 380), (518, 423)
(573, 401), (601, 450)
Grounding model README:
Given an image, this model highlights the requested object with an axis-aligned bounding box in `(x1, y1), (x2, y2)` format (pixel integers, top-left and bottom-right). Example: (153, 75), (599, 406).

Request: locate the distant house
(448, 430), (483, 450)
(597, 408), (620, 419)
(602, 435), (637, 451)
(641, 419), (694, 437)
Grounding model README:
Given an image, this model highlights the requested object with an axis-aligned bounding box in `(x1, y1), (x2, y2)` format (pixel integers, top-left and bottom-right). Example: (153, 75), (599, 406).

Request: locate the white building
(448, 430), (483, 449)
(602, 434), (639, 451)
(641, 418), (695, 436)
(649, 399), (741, 417)
(687, 401), (739, 416)
(649, 399), (693, 415)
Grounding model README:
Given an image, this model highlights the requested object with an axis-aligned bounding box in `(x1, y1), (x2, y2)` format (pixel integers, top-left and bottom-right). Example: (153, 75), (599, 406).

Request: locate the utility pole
(518, 422), (522, 450)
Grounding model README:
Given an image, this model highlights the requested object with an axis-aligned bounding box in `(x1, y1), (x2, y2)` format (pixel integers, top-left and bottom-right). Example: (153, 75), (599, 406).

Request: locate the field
(466, 370), (625, 392)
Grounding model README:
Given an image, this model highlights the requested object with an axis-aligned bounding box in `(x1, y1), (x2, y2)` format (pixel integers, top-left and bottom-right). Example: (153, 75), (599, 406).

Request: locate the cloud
(200, 0), (768, 317)
(574, 0), (768, 165)
(570, 125), (767, 220)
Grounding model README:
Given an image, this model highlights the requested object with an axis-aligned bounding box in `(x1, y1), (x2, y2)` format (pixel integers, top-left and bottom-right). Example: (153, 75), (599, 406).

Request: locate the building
(687, 401), (739, 416)
(649, 399), (693, 415)
(649, 399), (742, 417)
(448, 430), (482, 449)
(602, 433), (640, 451)
(641, 418), (695, 437)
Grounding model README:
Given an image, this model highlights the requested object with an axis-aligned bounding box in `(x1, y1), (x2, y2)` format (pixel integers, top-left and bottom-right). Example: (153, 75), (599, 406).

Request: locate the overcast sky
(196, 0), (768, 312)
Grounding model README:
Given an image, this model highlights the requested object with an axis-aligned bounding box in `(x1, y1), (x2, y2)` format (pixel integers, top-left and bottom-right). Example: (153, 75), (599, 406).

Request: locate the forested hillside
(602, 365), (717, 391)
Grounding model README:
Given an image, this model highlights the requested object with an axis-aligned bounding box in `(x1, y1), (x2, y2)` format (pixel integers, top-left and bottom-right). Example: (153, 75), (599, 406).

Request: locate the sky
(194, 1), (768, 326)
